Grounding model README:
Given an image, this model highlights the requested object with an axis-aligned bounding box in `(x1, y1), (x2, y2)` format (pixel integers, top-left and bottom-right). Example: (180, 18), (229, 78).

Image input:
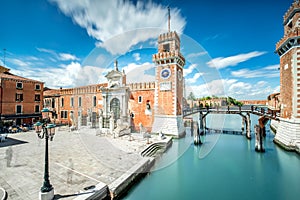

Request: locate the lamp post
(34, 108), (56, 200)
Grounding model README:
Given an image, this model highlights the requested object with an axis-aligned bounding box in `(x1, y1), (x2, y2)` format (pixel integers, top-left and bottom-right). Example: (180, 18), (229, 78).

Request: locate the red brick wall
(129, 89), (154, 131)
(280, 49), (294, 118)
(156, 66), (175, 116)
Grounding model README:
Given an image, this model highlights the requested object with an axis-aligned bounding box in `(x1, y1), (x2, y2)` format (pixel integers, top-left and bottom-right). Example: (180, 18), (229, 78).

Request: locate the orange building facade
(0, 65), (44, 126)
(44, 29), (186, 137)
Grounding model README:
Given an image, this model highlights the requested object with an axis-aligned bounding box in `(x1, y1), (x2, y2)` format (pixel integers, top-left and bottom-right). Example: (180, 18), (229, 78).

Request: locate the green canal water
(124, 114), (300, 200)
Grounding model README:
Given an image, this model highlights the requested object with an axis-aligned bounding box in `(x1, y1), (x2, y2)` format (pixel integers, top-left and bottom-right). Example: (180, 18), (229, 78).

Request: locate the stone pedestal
(274, 118), (300, 153)
(39, 188), (54, 200)
(151, 115), (185, 138)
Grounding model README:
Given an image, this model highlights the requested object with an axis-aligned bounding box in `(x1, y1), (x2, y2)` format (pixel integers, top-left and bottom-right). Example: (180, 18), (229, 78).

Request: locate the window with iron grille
(15, 93), (23, 102)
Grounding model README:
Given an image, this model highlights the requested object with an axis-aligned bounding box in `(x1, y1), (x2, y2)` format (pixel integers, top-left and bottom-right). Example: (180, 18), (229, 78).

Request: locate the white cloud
(186, 72), (202, 84)
(231, 64), (279, 78)
(10, 61), (107, 88)
(133, 53), (141, 61)
(186, 51), (207, 59)
(36, 47), (56, 55)
(263, 64), (280, 70)
(122, 62), (155, 83)
(207, 51), (266, 69)
(8, 58), (31, 67)
(49, 0), (186, 55)
(183, 64), (197, 77)
(59, 53), (80, 61)
(186, 78), (279, 100)
(37, 47), (80, 62)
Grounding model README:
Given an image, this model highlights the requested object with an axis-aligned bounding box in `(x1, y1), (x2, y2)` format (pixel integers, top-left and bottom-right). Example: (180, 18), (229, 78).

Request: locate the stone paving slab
(0, 127), (159, 200)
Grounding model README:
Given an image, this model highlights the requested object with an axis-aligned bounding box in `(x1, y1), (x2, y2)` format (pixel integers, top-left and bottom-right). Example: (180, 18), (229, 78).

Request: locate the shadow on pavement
(0, 137), (28, 148)
(53, 191), (94, 199)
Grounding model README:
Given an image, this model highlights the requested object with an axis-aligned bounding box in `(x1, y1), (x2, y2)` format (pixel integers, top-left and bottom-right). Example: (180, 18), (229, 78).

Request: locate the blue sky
(0, 0), (293, 100)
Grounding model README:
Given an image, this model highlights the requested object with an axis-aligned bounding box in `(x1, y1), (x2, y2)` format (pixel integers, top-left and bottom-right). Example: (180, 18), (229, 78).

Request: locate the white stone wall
(275, 118), (300, 152)
(151, 115), (185, 138)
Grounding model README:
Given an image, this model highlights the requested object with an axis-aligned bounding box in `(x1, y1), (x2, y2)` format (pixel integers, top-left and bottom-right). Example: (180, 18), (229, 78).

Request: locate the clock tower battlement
(153, 31), (185, 68)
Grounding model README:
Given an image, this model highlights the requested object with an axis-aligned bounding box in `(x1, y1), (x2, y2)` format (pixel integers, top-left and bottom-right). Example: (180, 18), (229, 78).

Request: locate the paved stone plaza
(0, 127), (157, 199)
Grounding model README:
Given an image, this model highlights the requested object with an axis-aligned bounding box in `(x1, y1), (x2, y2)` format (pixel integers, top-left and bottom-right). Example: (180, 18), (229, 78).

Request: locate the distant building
(239, 100), (267, 106)
(0, 65), (43, 126)
(186, 98), (227, 109)
(274, 0), (300, 152)
(267, 93), (280, 111)
(44, 27), (186, 137)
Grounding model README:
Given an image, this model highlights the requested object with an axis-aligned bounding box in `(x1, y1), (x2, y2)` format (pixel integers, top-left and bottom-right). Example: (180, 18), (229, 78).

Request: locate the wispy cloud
(207, 51), (266, 69)
(231, 64), (279, 78)
(8, 58), (32, 67)
(49, 0), (186, 55)
(37, 47), (80, 62)
(183, 64), (197, 77)
(203, 34), (227, 41)
(36, 47), (56, 55)
(59, 53), (79, 61)
(186, 51), (207, 59)
(263, 64), (280, 70)
(186, 72), (202, 84)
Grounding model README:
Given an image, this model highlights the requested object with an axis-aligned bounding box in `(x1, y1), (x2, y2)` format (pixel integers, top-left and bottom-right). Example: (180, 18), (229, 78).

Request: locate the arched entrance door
(110, 98), (120, 121)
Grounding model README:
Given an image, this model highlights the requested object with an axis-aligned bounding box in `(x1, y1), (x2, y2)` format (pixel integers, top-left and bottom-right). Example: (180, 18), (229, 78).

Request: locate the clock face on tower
(161, 68), (171, 79)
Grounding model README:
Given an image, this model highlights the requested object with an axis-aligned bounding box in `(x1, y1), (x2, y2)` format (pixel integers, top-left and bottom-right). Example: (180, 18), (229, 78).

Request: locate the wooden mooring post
(255, 124), (265, 152)
(192, 121), (202, 145)
(198, 112), (205, 135)
(246, 113), (251, 139)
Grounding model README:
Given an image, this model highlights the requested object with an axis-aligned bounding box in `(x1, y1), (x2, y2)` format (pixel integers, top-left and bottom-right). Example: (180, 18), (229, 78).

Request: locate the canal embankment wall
(108, 157), (155, 199)
(272, 119), (300, 154)
(76, 136), (173, 200)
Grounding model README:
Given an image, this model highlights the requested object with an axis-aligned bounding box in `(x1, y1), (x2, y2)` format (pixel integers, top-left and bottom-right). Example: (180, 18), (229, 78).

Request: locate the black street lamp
(34, 108), (56, 199)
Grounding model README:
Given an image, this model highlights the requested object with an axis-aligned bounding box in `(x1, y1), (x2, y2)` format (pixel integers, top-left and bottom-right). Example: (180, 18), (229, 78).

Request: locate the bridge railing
(183, 105), (280, 119)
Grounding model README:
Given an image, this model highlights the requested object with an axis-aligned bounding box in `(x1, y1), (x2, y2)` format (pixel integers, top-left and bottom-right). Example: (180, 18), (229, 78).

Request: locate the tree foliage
(226, 96), (243, 106)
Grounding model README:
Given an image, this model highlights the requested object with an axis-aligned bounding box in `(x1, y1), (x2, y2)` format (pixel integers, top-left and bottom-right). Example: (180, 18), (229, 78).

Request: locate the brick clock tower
(275, 0), (300, 151)
(151, 10), (186, 137)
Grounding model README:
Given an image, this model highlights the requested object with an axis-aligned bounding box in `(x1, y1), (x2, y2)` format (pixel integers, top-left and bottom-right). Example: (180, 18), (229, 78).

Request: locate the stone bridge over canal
(183, 105), (280, 152)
